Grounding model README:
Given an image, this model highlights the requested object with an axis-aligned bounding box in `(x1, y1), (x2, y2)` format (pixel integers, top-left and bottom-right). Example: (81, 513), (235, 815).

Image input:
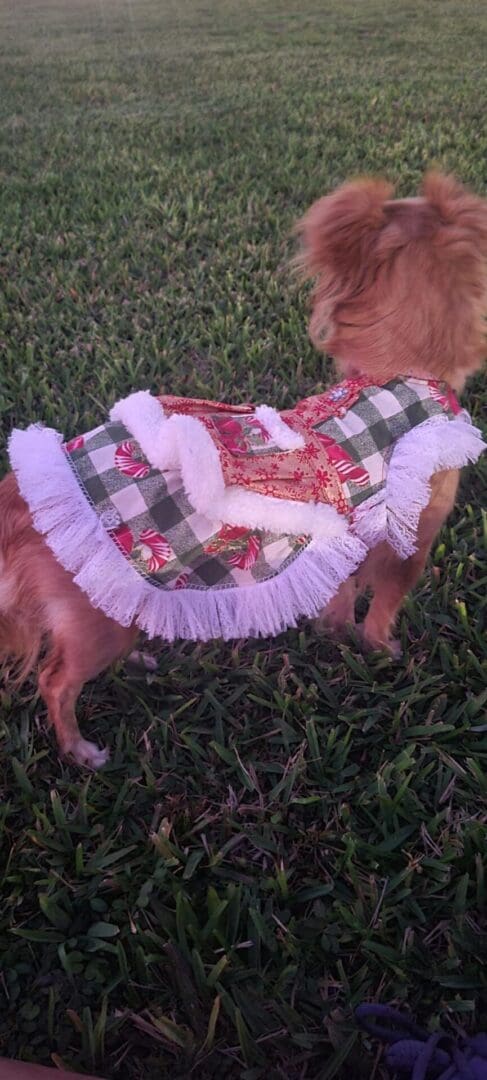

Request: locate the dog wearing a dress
(1, 171), (486, 767)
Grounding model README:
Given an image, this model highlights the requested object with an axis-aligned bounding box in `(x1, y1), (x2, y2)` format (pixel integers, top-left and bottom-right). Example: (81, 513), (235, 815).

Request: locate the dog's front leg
(357, 468), (459, 657)
(316, 575), (358, 637)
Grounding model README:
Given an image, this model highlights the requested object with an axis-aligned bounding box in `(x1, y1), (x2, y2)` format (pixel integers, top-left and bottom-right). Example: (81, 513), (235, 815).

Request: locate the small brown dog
(1, 172), (486, 767)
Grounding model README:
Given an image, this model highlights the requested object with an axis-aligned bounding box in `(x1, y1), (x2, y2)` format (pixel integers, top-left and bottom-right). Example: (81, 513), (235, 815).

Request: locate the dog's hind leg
(0, 474), (138, 765)
(39, 592), (137, 767)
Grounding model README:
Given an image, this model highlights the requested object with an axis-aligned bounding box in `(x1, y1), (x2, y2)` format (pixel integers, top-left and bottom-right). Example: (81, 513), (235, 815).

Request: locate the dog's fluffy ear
(296, 177), (394, 289)
(422, 171), (487, 253)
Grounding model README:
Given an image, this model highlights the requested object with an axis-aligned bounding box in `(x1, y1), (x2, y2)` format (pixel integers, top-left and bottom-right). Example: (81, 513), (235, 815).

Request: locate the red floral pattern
(158, 387), (367, 511)
(204, 524), (261, 569)
(212, 417), (246, 453)
(174, 572), (190, 589)
(115, 440), (151, 479)
(64, 435), (85, 453)
(228, 533), (261, 570)
(159, 395), (253, 416)
(208, 415), (272, 455)
(110, 523), (134, 556)
(136, 529), (174, 573)
(427, 380), (462, 416)
(198, 378), (374, 511)
(290, 375), (374, 424)
(315, 432), (370, 487)
(157, 376), (455, 519)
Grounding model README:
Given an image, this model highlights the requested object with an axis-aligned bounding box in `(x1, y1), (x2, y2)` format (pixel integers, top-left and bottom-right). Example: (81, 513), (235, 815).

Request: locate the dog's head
(296, 172), (487, 389)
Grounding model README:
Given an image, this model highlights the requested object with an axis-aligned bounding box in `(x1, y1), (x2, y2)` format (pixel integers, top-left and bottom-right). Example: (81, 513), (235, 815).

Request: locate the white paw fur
(65, 738), (110, 768)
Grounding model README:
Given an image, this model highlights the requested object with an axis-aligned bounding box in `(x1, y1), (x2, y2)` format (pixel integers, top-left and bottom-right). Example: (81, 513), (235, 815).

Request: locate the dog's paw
(126, 649), (158, 671)
(358, 627), (403, 660)
(65, 738), (110, 769)
(315, 612), (355, 640)
(387, 638), (403, 661)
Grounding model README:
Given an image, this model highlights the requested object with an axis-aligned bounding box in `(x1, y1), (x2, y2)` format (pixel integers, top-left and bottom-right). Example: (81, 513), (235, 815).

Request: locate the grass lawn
(1, 0), (487, 1076)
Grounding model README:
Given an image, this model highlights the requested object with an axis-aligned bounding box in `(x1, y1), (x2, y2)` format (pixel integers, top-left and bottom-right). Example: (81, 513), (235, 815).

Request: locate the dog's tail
(0, 474), (45, 687)
(0, 607), (44, 688)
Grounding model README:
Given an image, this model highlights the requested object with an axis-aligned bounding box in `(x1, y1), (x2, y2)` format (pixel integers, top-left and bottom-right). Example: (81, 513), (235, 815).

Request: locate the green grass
(1, 0), (487, 1076)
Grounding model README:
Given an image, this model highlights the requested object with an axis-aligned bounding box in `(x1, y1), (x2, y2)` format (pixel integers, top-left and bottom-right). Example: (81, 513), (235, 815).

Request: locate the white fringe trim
(253, 405), (305, 450)
(352, 415), (486, 558)
(8, 424), (367, 642)
(110, 391), (345, 540)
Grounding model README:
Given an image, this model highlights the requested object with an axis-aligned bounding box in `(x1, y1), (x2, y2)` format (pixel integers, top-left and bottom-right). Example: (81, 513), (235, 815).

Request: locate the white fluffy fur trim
(352, 415), (486, 558)
(253, 405), (305, 450)
(110, 391), (178, 472)
(8, 424), (366, 642)
(211, 486), (347, 539)
(110, 391), (345, 540)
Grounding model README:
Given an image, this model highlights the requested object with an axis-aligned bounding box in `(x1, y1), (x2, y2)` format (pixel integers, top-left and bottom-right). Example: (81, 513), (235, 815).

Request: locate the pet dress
(9, 376), (485, 641)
